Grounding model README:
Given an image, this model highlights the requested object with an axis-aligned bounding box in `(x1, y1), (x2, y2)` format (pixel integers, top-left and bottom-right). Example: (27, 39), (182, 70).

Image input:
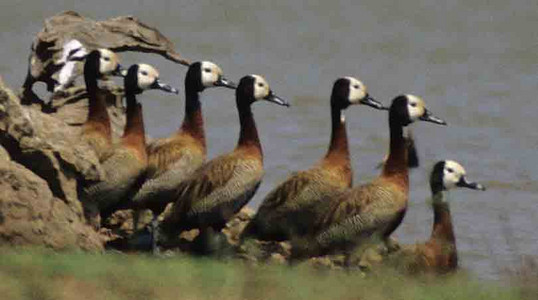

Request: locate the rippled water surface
(1, 0), (537, 280)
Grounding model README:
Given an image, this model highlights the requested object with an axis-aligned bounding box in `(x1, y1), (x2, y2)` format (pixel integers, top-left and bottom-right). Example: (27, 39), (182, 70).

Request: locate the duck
(240, 76), (386, 242)
(80, 48), (125, 161)
(376, 129), (419, 170)
(361, 160), (486, 274)
(53, 39), (88, 93)
(82, 63), (178, 229)
(291, 94), (447, 264)
(130, 61), (236, 232)
(159, 74), (289, 253)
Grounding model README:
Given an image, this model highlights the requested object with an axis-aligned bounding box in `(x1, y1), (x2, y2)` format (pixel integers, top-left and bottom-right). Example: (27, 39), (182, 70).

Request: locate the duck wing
(145, 135), (204, 178)
(165, 153), (263, 230)
(314, 181), (406, 251)
(245, 168), (345, 240)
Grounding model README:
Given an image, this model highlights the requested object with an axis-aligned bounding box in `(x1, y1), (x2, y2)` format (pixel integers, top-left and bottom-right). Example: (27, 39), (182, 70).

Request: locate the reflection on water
(1, 0), (537, 281)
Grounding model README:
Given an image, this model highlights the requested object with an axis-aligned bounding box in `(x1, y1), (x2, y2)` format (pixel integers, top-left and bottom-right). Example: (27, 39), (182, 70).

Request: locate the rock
(21, 10), (189, 102)
(0, 77), (102, 208)
(0, 75), (106, 250)
(103, 209), (137, 236)
(307, 256), (344, 270)
(0, 145), (9, 161)
(0, 149), (102, 251)
(222, 206), (255, 245)
(268, 253), (287, 265)
(237, 239), (292, 264)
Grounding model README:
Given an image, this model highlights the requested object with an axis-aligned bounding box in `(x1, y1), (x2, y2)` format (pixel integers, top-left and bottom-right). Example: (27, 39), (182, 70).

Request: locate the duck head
(60, 39), (87, 64)
(186, 61), (236, 92)
(124, 63), (179, 95)
(236, 74), (289, 107)
(389, 94), (447, 127)
(331, 76), (386, 110)
(430, 160), (486, 193)
(84, 49), (125, 79)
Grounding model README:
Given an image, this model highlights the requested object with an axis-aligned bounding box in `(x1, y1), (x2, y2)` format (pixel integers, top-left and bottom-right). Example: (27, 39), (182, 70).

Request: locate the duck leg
(150, 215), (161, 255)
(132, 209), (141, 231)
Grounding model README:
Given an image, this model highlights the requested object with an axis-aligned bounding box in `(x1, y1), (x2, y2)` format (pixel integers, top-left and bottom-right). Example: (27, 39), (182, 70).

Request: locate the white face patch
(345, 76), (368, 104)
(55, 61), (77, 92)
(200, 61), (223, 88)
(406, 94), (426, 121)
(55, 40), (88, 92)
(98, 49), (120, 75)
(443, 160), (466, 190)
(137, 64), (160, 90)
(251, 74), (270, 100)
(59, 39), (87, 64)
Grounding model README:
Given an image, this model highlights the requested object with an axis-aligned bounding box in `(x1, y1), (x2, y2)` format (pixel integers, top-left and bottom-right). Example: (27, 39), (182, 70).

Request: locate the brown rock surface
(1, 77), (102, 205)
(0, 141), (102, 250)
(0, 76), (105, 250)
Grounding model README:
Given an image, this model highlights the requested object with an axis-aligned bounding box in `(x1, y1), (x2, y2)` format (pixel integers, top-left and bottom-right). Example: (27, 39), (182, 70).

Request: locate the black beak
(419, 108), (447, 125)
(151, 79), (179, 94)
(215, 76), (237, 89)
(359, 94), (388, 110)
(263, 91), (290, 107)
(456, 176), (486, 191)
(111, 64), (127, 78)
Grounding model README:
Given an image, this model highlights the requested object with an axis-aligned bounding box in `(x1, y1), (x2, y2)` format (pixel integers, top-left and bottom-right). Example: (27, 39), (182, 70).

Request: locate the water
(1, 0), (537, 280)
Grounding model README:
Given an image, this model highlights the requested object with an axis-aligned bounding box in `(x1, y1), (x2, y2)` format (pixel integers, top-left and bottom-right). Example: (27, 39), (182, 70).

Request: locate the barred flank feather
(162, 152), (264, 233)
(242, 168), (349, 241)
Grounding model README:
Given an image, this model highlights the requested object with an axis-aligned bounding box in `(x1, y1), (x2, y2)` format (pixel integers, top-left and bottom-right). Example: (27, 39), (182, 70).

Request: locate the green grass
(0, 247), (531, 300)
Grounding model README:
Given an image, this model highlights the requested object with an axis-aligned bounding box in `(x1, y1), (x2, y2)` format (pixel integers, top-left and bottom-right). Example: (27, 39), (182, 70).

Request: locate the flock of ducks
(56, 40), (486, 274)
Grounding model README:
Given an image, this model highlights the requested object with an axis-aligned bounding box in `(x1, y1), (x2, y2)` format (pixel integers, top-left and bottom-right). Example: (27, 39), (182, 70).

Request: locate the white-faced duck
(53, 39), (88, 93)
(241, 77), (386, 242)
(291, 94), (447, 264)
(79, 48), (125, 161)
(82, 63), (178, 229)
(159, 74), (289, 254)
(361, 160), (485, 274)
(131, 61), (235, 236)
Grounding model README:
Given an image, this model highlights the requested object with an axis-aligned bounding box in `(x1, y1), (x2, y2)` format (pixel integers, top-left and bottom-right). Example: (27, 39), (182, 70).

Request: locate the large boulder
(0, 77), (103, 207)
(0, 137), (102, 250)
(0, 76), (104, 250)
(22, 10), (189, 101)
(0, 9), (191, 251)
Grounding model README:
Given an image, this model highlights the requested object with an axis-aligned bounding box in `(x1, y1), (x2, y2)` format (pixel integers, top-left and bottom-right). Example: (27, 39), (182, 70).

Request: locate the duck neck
(322, 104), (352, 184)
(430, 191), (456, 245)
(381, 116), (408, 189)
(84, 68), (111, 130)
(236, 101), (262, 159)
(179, 87), (206, 153)
(122, 93), (147, 153)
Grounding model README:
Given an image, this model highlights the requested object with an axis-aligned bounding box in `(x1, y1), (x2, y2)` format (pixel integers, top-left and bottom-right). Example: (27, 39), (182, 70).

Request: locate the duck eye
(353, 85), (359, 89)
(141, 71), (148, 76)
(410, 102), (417, 107)
(258, 83), (264, 88)
(204, 68), (212, 73)
(447, 168), (454, 173)
(103, 57), (110, 62)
